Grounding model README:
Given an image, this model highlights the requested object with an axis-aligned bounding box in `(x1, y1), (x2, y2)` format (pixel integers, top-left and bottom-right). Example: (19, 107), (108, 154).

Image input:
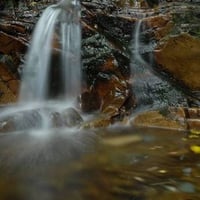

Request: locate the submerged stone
(178, 182), (196, 193)
(0, 107), (83, 133)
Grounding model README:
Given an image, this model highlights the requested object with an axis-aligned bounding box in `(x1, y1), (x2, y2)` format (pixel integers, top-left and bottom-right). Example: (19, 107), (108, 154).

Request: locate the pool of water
(0, 127), (199, 200)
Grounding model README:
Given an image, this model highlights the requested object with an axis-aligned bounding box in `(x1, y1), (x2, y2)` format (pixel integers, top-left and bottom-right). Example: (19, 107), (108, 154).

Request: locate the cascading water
(19, 5), (60, 102)
(0, 0), (82, 132)
(20, 0), (81, 102)
(130, 14), (188, 112)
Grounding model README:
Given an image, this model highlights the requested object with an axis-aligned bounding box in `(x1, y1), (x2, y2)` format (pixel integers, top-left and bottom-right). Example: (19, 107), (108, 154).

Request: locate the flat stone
(131, 110), (186, 130)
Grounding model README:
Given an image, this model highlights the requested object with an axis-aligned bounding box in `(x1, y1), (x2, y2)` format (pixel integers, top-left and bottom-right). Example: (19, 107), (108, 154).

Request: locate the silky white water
(130, 16), (187, 111)
(0, 0), (82, 131)
(20, 0), (81, 102)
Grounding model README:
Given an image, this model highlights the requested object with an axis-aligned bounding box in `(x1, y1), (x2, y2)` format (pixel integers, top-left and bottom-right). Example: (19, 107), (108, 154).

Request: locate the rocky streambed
(0, 1), (200, 200)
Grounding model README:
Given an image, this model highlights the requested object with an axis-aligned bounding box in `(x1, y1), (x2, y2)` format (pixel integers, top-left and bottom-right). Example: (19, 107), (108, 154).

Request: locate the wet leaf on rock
(190, 145), (200, 154)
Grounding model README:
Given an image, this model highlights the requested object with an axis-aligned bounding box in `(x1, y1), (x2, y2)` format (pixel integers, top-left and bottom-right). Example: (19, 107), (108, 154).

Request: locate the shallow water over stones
(0, 127), (199, 200)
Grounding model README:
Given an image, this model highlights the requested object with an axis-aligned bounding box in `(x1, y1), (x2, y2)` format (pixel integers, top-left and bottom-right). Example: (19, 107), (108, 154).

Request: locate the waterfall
(130, 18), (187, 111)
(133, 20), (148, 67)
(19, 0), (81, 103)
(11, 0), (82, 130)
(60, 0), (81, 100)
(131, 19), (155, 109)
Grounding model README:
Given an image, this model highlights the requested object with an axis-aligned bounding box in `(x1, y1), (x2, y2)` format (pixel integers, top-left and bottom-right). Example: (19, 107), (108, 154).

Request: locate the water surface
(0, 127), (199, 200)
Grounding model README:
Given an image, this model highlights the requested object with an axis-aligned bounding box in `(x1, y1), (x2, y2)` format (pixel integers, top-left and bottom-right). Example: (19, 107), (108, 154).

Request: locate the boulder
(155, 34), (200, 91)
(131, 110), (186, 130)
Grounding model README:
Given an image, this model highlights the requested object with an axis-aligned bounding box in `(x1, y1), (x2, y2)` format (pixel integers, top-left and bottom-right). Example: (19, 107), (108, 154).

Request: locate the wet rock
(82, 32), (113, 86)
(0, 62), (14, 82)
(7, 80), (19, 96)
(187, 119), (200, 131)
(170, 3), (200, 38)
(0, 23), (26, 36)
(0, 80), (17, 104)
(131, 110), (186, 130)
(80, 90), (101, 113)
(82, 115), (111, 128)
(0, 63), (19, 103)
(145, 15), (174, 40)
(51, 108), (83, 128)
(89, 54), (134, 117)
(140, 0), (149, 8)
(0, 27), (27, 103)
(82, 0), (117, 13)
(0, 118), (14, 133)
(95, 14), (135, 48)
(155, 34), (200, 91)
(0, 107), (84, 133)
(186, 107), (200, 118)
(81, 71), (134, 126)
(146, 0), (159, 8)
(60, 108), (83, 127)
(81, 21), (135, 120)
(0, 109), (42, 133)
(131, 107), (200, 131)
(50, 112), (63, 127)
(96, 74), (130, 115)
(0, 31), (26, 55)
(166, 107), (200, 131)
(3, 0), (199, 129)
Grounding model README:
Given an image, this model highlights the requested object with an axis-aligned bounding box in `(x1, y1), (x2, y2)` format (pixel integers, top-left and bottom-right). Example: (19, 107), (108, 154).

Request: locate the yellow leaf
(190, 145), (200, 154)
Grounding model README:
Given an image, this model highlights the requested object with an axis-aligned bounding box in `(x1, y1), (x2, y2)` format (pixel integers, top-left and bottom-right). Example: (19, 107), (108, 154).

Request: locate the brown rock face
(0, 80), (17, 104)
(145, 15), (173, 40)
(0, 31), (26, 55)
(80, 90), (101, 113)
(155, 34), (200, 91)
(81, 55), (135, 117)
(0, 20), (28, 104)
(0, 63), (18, 103)
(131, 110), (186, 130)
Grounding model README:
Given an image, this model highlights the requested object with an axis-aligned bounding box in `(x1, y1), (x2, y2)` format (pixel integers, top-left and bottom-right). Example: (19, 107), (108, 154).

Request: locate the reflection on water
(0, 127), (200, 200)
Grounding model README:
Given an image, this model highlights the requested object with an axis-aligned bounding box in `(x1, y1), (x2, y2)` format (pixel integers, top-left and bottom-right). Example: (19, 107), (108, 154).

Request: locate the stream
(0, 127), (199, 200)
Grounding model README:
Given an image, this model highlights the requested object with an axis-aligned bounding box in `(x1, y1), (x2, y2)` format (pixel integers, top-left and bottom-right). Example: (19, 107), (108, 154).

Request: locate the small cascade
(19, 5), (60, 102)
(130, 17), (188, 111)
(133, 19), (148, 66)
(60, 0), (81, 100)
(19, 0), (81, 102)
(0, 0), (82, 132)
